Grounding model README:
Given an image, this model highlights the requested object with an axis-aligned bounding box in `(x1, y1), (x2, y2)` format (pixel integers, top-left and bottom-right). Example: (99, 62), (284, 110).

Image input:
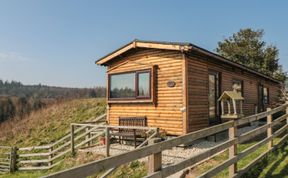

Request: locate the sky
(0, 0), (287, 88)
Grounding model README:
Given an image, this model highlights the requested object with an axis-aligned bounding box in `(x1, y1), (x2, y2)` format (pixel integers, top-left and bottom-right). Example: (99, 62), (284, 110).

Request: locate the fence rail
(42, 102), (288, 178)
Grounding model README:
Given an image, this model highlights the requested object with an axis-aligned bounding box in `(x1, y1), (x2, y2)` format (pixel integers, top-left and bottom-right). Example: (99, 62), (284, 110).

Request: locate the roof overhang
(95, 40), (192, 65)
(95, 39), (281, 84)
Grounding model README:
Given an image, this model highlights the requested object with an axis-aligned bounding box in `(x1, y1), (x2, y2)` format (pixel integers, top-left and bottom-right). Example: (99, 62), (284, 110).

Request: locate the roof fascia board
(96, 41), (191, 65)
(96, 42), (135, 65)
(191, 47), (281, 83)
(136, 42), (191, 51)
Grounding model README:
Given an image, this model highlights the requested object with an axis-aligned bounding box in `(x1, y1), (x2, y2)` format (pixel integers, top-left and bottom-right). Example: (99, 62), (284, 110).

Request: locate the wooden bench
(111, 117), (147, 148)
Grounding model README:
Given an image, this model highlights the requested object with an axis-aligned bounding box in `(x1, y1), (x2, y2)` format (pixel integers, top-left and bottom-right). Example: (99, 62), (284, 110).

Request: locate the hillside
(0, 80), (106, 122)
(0, 98), (106, 147)
(0, 98), (147, 178)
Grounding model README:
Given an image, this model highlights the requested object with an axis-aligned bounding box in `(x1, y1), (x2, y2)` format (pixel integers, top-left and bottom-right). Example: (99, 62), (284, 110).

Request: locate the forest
(0, 80), (106, 122)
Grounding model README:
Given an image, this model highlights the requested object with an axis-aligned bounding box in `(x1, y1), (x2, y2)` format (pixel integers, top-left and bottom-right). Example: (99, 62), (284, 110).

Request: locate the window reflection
(110, 73), (135, 98)
(138, 72), (150, 97)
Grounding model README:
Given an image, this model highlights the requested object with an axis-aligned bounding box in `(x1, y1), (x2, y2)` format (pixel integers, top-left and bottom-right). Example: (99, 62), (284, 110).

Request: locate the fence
(0, 146), (13, 174)
(0, 113), (107, 173)
(42, 102), (288, 178)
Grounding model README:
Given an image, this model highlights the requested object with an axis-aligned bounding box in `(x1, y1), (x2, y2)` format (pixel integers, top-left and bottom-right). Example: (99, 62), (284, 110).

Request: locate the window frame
(136, 70), (151, 99)
(263, 87), (269, 105)
(108, 69), (152, 102)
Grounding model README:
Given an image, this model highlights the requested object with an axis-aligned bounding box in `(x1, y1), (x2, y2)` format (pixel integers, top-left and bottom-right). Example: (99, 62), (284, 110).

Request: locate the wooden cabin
(96, 40), (282, 136)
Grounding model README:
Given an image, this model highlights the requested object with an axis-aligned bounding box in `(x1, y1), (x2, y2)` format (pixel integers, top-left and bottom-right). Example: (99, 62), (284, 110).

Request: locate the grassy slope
(0, 98), (106, 178)
(0, 99), (106, 147)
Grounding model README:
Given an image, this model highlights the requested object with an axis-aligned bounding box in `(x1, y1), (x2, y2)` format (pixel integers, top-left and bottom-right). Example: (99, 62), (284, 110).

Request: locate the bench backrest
(118, 117), (147, 133)
(119, 117), (147, 127)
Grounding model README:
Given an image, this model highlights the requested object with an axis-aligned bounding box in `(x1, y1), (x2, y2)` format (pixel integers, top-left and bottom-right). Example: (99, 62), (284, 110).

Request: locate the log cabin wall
(186, 52), (281, 133)
(107, 49), (185, 135)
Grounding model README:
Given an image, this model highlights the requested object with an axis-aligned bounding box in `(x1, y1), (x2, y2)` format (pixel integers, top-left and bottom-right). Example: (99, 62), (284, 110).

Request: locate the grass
(187, 137), (287, 178)
(0, 98), (107, 178)
(0, 98), (147, 178)
(0, 98), (106, 147)
(250, 140), (288, 178)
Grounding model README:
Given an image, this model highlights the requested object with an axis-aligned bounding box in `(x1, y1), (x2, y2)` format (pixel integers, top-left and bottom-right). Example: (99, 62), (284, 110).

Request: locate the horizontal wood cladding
(187, 57), (209, 132)
(187, 53), (281, 133)
(105, 47), (281, 136)
(108, 49), (184, 136)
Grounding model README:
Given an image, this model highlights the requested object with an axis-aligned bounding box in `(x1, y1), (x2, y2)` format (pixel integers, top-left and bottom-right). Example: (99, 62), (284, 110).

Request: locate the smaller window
(232, 80), (244, 97)
(263, 87), (269, 104)
(137, 72), (150, 98)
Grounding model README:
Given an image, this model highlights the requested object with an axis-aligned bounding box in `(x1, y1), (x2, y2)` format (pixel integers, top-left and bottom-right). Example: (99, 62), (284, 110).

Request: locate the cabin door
(208, 72), (221, 125)
(258, 84), (264, 112)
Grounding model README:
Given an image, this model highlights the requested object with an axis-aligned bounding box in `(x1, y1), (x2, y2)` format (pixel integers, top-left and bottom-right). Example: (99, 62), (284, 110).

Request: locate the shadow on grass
(263, 145), (288, 178)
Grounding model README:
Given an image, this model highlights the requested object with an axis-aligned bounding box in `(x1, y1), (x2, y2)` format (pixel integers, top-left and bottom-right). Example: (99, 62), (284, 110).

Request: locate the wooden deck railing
(0, 112), (158, 175)
(42, 102), (288, 178)
(0, 146), (13, 174)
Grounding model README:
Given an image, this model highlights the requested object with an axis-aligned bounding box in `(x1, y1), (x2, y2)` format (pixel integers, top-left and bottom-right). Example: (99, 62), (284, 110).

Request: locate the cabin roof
(95, 39), (281, 83)
(218, 91), (244, 101)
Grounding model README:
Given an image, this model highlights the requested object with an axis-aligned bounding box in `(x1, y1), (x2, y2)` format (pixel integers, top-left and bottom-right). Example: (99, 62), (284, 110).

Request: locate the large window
(109, 70), (151, 100)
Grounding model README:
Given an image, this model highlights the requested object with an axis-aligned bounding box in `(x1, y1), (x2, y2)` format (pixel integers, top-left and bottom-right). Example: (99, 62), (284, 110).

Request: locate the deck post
(71, 124), (75, 156)
(229, 119), (238, 177)
(267, 108), (273, 150)
(10, 146), (17, 173)
(148, 138), (162, 175)
(105, 127), (110, 157)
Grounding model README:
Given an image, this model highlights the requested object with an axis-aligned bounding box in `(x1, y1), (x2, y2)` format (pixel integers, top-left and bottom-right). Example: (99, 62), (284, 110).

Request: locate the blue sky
(0, 0), (287, 87)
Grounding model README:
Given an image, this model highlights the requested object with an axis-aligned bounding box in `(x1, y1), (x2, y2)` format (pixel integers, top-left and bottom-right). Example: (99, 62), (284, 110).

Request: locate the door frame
(258, 83), (264, 113)
(208, 70), (222, 125)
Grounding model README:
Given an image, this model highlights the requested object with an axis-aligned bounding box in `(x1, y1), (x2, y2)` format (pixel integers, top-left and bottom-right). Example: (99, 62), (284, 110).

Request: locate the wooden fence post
(105, 127), (110, 157)
(229, 120), (237, 177)
(148, 138), (162, 175)
(49, 146), (53, 166)
(10, 146), (17, 173)
(267, 108), (273, 150)
(48, 146), (54, 166)
(71, 124), (75, 156)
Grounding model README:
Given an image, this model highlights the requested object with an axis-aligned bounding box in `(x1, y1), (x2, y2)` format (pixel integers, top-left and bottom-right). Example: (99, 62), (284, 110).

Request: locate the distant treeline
(0, 80), (106, 122)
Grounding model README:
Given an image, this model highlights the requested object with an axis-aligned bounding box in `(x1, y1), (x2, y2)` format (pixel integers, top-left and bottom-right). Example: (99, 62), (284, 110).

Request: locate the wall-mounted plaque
(167, 80), (176, 88)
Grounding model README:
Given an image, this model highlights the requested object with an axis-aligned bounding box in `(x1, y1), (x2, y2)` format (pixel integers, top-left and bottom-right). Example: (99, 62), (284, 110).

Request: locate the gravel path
(80, 140), (222, 165)
(80, 140), (223, 178)
(79, 124), (262, 177)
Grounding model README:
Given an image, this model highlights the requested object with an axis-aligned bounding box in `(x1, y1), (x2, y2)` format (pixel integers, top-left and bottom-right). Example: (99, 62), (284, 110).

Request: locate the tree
(216, 28), (286, 81)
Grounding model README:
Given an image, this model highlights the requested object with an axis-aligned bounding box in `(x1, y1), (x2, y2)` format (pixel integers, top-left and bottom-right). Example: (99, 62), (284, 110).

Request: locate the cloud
(0, 51), (29, 62)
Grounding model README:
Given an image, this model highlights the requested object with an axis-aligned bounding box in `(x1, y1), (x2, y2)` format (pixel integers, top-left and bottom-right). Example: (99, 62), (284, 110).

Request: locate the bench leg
(133, 129), (136, 148)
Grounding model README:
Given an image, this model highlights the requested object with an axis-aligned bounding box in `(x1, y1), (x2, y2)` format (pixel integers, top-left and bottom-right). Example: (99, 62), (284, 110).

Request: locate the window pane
(137, 72), (150, 97)
(263, 87), (268, 104)
(209, 74), (216, 121)
(110, 73), (135, 98)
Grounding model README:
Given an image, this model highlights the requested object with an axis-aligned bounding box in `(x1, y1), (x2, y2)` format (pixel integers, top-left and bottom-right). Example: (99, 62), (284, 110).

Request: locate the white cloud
(0, 51), (29, 62)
